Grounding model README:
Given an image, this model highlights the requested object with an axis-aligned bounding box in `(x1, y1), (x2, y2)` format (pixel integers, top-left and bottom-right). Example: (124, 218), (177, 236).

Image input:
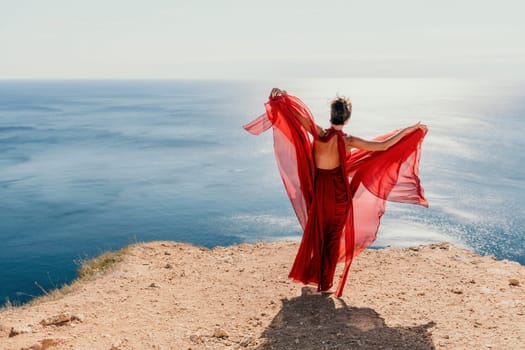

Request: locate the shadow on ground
(257, 287), (436, 350)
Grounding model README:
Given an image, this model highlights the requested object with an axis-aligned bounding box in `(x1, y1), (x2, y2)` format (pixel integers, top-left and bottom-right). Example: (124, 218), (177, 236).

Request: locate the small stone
(213, 327), (229, 338)
(240, 336), (255, 347)
(190, 335), (204, 344)
(43, 339), (58, 347)
(409, 246), (420, 251)
(110, 340), (123, 350)
(164, 251), (171, 255)
(41, 312), (73, 326)
(509, 279), (520, 286)
(430, 242), (449, 250)
(28, 343), (43, 350)
(148, 283), (160, 288)
(25, 339), (59, 350)
(165, 263), (173, 269)
(9, 326), (32, 337)
(451, 288), (463, 294)
(71, 313), (84, 322)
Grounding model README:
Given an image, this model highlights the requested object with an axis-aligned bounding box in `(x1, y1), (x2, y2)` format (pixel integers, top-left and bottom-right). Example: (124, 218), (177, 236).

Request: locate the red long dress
(243, 94), (428, 297)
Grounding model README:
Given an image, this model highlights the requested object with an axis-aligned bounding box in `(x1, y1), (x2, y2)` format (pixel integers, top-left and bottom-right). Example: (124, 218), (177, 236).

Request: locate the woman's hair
(330, 96), (352, 125)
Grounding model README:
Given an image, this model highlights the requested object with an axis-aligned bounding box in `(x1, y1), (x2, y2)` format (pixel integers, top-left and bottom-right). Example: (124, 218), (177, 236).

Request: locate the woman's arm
(270, 88), (325, 137)
(289, 108), (325, 137)
(347, 123), (427, 151)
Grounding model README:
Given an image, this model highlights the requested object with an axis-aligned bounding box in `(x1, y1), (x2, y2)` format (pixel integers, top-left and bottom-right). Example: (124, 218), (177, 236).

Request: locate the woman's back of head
(330, 96), (352, 125)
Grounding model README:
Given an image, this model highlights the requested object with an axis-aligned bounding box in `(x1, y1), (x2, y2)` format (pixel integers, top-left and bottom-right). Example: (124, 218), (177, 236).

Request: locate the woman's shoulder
(343, 134), (354, 148)
(315, 128), (350, 146)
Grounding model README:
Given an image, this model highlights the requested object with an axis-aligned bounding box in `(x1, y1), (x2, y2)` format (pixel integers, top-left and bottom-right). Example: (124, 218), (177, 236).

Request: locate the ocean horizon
(1, 78), (523, 304)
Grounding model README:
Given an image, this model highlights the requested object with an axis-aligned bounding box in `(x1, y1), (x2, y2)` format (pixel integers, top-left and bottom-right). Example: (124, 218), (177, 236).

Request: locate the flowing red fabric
(243, 94), (428, 297)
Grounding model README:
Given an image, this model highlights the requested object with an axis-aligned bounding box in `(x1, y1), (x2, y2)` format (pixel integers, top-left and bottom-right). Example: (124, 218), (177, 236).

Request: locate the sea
(0, 79), (523, 304)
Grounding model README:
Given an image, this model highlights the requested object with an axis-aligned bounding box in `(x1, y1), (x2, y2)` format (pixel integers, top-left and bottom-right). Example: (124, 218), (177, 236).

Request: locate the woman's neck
(331, 124), (344, 131)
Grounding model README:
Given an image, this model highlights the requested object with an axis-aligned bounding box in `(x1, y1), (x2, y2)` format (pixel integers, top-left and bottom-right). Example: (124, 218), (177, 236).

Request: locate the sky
(1, 0), (524, 79)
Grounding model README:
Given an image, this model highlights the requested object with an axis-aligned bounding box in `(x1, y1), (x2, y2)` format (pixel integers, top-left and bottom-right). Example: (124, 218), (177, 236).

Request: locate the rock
(41, 312), (75, 326)
(164, 251), (171, 255)
(148, 283), (160, 288)
(509, 279), (520, 286)
(40, 312), (82, 327)
(213, 327), (229, 338)
(21, 343), (41, 350)
(110, 340), (123, 350)
(430, 242), (449, 250)
(451, 288), (463, 294)
(20, 338), (60, 350)
(240, 336), (255, 347)
(9, 325), (32, 337)
(189, 334), (204, 344)
(164, 263), (173, 269)
(71, 313), (85, 322)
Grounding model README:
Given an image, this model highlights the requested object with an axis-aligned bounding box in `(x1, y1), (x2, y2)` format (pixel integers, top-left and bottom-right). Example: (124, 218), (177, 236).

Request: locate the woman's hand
(270, 88), (287, 99)
(406, 122), (427, 134)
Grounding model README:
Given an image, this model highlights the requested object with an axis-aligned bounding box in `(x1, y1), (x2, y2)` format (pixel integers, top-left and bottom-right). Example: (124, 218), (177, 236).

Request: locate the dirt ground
(1, 241), (524, 349)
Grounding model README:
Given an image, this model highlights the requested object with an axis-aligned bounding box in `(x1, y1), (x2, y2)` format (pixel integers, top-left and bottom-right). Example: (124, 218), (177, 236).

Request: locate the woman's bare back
(314, 136), (341, 170)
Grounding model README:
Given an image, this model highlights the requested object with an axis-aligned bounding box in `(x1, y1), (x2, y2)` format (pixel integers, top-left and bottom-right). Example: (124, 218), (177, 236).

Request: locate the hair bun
(334, 100), (345, 110)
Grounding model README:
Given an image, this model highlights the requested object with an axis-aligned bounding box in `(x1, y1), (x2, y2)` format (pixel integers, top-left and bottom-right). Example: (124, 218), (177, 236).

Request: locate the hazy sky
(1, 0), (524, 79)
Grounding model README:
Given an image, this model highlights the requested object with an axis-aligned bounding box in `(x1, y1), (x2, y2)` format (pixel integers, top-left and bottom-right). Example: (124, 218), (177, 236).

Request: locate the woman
(244, 88), (428, 297)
